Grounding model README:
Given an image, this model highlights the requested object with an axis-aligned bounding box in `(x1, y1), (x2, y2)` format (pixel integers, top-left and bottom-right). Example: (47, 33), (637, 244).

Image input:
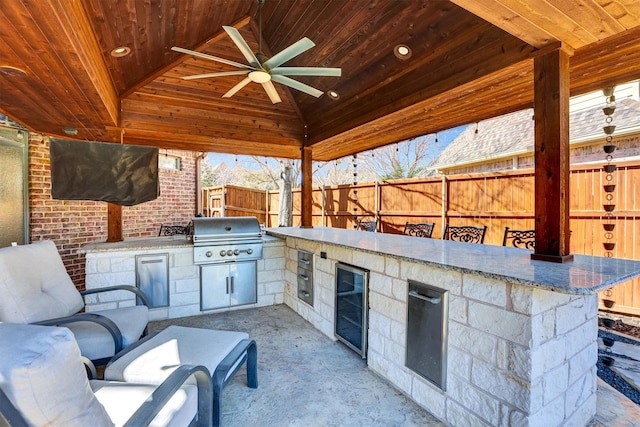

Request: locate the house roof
(430, 98), (640, 171)
(1, 1), (640, 162)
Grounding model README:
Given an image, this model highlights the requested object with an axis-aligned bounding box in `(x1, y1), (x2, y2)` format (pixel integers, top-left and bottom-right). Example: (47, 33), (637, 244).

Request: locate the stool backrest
(356, 219), (377, 232)
(403, 222), (435, 238)
(443, 225), (487, 244)
(502, 227), (535, 250)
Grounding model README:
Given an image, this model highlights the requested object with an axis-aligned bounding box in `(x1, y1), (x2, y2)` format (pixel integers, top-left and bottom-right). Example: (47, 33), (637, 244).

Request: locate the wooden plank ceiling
(1, 0), (639, 161)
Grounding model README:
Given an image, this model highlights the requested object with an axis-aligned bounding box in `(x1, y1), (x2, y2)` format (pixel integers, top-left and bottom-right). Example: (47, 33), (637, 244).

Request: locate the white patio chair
(0, 323), (212, 427)
(0, 240), (150, 364)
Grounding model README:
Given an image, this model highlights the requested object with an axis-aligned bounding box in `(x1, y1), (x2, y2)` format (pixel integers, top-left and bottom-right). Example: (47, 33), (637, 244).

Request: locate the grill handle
(408, 290), (441, 305)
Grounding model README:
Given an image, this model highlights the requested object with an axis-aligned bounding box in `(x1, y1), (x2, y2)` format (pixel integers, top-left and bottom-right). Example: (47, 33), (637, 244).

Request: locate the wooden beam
(300, 146), (313, 228)
(531, 48), (572, 263)
(107, 203), (123, 242)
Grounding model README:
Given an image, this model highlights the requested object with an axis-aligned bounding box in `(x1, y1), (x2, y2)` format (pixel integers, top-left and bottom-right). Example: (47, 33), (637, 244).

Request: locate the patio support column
(107, 203), (123, 242)
(531, 46), (573, 262)
(301, 146), (313, 228)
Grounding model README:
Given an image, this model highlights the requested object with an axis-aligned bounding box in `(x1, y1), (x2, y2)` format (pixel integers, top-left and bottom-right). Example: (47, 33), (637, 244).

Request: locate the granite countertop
(80, 234), (281, 253)
(266, 227), (640, 295)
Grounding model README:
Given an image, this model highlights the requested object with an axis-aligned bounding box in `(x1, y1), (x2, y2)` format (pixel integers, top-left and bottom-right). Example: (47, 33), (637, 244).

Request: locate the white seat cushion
(91, 380), (197, 427)
(69, 305), (149, 361)
(0, 323), (113, 426)
(0, 240), (84, 323)
(105, 326), (248, 385)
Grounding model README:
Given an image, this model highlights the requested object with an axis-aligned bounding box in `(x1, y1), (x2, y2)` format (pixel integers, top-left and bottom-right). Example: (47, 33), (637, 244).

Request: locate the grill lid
(192, 216), (262, 244)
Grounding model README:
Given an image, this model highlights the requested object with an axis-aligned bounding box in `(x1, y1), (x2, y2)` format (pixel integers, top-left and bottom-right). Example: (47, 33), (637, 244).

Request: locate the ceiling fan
(171, 0), (341, 104)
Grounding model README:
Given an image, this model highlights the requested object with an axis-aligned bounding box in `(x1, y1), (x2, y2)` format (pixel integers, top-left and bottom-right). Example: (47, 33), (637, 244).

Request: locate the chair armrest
(0, 387), (30, 427)
(124, 365), (213, 427)
(33, 313), (124, 354)
(81, 356), (98, 379)
(81, 285), (151, 307)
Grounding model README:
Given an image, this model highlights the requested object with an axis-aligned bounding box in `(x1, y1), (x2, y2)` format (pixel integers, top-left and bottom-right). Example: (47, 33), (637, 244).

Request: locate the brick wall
(28, 134), (198, 289)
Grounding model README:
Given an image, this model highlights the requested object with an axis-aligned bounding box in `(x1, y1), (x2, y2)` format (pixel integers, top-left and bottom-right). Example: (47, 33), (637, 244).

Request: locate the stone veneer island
(267, 227), (640, 427)
(81, 227), (640, 426)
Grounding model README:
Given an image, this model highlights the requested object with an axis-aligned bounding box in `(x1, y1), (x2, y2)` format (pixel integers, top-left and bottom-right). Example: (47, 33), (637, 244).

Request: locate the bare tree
(361, 135), (437, 180)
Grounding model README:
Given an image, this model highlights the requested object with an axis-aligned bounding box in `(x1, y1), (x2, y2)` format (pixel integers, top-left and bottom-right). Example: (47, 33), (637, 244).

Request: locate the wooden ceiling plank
(120, 15), (252, 98)
(595, 0), (640, 29)
(0, 2), (113, 136)
(51, 0), (119, 126)
(450, 0), (556, 47)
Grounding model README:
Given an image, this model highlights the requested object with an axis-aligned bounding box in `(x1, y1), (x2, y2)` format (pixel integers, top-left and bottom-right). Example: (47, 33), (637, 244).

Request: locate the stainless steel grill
(192, 216), (263, 264)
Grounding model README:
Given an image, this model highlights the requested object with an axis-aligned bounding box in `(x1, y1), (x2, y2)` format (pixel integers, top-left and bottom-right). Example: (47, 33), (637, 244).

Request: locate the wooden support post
(301, 146), (313, 228)
(531, 47), (573, 263)
(107, 203), (123, 242)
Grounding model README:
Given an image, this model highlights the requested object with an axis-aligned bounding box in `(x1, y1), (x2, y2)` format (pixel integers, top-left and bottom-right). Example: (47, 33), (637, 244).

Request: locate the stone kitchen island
(266, 227), (640, 427)
(81, 235), (285, 321)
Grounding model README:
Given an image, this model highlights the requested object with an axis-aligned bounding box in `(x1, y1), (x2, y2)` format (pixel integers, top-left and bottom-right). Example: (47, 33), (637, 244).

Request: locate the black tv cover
(50, 138), (159, 206)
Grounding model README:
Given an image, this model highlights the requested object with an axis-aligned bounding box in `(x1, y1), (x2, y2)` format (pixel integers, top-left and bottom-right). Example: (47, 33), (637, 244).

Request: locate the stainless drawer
(297, 250), (313, 306)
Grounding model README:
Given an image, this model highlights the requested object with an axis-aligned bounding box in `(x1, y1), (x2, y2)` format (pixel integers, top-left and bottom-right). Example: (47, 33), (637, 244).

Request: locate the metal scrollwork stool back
(356, 219), (377, 232)
(502, 227), (535, 250)
(403, 222), (435, 238)
(442, 224), (487, 244)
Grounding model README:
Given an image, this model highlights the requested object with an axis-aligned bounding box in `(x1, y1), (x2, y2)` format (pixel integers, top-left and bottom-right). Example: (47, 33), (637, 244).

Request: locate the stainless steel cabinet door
(200, 264), (231, 310)
(229, 260), (257, 306)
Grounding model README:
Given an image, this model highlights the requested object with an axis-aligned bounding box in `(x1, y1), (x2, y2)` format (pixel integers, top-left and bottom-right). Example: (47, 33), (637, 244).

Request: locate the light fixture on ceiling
(394, 44), (412, 60)
(110, 46), (131, 57)
(62, 126), (78, 136)
(0, 65), (27, 77)
(327, 90), (340, 100)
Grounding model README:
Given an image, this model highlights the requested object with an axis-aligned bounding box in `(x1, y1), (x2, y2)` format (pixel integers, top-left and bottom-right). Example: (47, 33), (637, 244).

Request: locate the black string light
(602, 86), (617, 258)
(352, 154), (358, 228)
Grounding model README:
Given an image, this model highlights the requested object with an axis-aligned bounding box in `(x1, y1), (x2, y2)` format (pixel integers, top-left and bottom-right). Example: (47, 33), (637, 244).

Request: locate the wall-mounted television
(50, 138), (159, 206)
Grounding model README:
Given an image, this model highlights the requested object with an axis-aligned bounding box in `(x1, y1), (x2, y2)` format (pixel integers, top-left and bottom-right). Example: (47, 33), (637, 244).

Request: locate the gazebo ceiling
(1, 0), (639, 162)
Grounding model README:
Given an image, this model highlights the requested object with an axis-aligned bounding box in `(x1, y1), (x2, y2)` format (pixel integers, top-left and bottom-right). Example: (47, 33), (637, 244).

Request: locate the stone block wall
(84, 238), (285, 321)
(28, 133), (197, 288)
(282, 238), (599, 426)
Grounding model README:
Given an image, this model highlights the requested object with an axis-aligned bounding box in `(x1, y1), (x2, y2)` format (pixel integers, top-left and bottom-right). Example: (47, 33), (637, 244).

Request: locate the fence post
(321, 185), (326, 227)
(265, 188), (269, 227)
(375, 181), (380, 227)
(441, 174), (447, 232)
(221, 184), (226, 217)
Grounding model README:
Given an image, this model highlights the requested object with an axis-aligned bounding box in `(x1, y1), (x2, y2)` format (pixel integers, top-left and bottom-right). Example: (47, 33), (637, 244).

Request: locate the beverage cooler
(335, 262), (369, 358)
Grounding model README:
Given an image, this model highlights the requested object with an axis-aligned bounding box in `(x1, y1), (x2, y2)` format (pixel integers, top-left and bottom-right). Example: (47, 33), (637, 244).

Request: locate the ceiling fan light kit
(171, 0), (340, 104)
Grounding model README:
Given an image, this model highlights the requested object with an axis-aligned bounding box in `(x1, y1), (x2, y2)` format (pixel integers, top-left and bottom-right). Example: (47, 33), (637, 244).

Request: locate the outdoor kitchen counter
(266, 226), (640, 295)
(79, 234), (281, 253)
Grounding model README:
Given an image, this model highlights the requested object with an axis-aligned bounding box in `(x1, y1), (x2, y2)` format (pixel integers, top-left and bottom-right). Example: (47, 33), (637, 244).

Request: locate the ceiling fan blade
(222, 26), (262, 68)
(183, 70), (250, 80)
(270, 67), (342, 77)
(262, 38), (315, 71)
(223, 76), (252, 98)
(171, 46), (254, 70)
(271, 75), (323, 98)
(262, 81), (282, 104)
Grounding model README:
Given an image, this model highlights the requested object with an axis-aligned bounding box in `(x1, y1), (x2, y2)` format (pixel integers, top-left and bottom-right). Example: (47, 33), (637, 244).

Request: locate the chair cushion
(105, 326), (248, 385)
(69, 305), (149, 361)
(0, 323), (113, 426)
(91, 380), (197, 427)
(0, 240), (84, 323)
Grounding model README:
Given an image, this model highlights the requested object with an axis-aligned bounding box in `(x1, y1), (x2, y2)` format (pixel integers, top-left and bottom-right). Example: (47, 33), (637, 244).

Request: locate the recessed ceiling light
(0, 65), (27, 77)
(327, 90), (340, 100)
(62, 126), (78, 136)
(394, 44), (412, 60)
(110, 46), (131, 57)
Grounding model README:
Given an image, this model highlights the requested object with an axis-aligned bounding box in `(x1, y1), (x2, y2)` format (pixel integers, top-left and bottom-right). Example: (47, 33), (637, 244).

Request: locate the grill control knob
(247, 248), (253, 254)
(206, 251), (213, 258)
(226, 250), (233, 256)
(233, 249), (240, 255)
(219, 250), (226, 257)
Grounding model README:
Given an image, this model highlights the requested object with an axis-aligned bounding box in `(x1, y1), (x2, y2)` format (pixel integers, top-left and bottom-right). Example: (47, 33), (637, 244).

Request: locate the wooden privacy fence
(202, 161), (640, 317)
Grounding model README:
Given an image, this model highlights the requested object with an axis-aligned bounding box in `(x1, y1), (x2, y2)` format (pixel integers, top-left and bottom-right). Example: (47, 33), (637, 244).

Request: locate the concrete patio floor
(149, 304), (640, 427)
